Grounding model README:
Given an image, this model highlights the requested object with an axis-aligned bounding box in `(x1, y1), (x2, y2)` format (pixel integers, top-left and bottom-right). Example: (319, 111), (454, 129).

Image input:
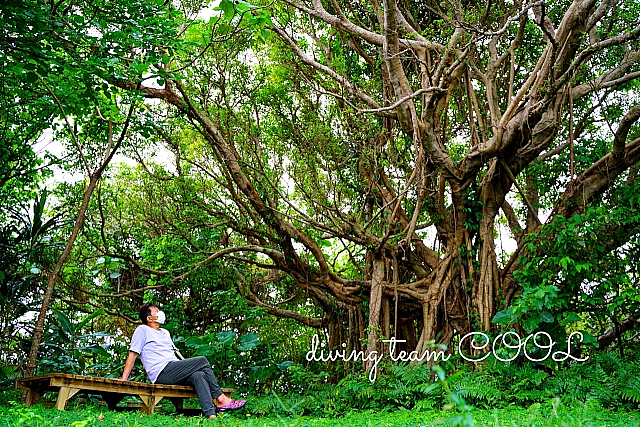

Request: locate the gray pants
(156, 356), (223, 417)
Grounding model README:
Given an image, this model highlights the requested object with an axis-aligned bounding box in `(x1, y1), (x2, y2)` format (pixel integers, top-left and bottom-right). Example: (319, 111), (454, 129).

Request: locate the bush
(247, 348), (640, 417)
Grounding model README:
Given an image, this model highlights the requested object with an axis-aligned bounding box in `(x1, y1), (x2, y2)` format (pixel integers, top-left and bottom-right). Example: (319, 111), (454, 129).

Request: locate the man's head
(139, 303), (159, 325)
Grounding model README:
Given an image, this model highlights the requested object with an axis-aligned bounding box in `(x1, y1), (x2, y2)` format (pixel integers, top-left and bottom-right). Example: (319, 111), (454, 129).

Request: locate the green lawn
(2, 400), (639, 427)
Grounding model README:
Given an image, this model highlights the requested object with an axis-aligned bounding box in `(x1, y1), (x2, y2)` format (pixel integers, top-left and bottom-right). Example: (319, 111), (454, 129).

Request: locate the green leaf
(185, 336), (207, 347)
(194, 344), (217, 356)
(581, 331), (599, 348)
(492, 308), (514, 325)
(522, 316), (541, 332)
(277, 361), (293, 370)
(77, 308), (104, 330)
(540, 311), (554, 323)
(52, 308), (74, 335)
(219, 0), (235, 20)
(30, 267), (41, 274)
(432, 365), (446, 381)
(318, 239), (331, 247)
(80, 344), (110, 358)
(216, 331), (237, 345)
(561, 312), (582, 326)
(238, 332), (260, 351)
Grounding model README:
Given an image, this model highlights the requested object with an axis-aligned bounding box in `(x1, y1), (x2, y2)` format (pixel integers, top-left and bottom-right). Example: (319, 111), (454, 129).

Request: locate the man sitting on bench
(119, 303), (246, 419)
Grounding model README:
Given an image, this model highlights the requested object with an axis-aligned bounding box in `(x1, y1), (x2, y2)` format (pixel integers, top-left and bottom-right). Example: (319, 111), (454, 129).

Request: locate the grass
(1, 399), (639, 427)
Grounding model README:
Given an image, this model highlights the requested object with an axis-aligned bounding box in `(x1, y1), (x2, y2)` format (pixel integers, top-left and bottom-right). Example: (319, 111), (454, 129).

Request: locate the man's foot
(216, 399), (247, 412)
(208, 414), (217, 419)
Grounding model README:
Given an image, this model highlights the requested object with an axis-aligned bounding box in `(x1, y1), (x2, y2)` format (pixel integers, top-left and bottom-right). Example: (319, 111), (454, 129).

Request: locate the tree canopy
(2, 0), (640, 380)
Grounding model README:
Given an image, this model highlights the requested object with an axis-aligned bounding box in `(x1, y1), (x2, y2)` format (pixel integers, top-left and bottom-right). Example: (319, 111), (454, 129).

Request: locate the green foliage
(0, 191), (62, 312)
(245, 349), (640, 418)
(0, 14), (56, 216)
(0, 191), (64, 384)
(183, 330), (272, 388)
(3, 352), (640, 425)
(546, 351), (640, 408)
(2, 399), (638, 427)
(245, 361), (464, 418)
(39, 308), (111, 375)
(448, 350), (640, 410)
(496, 183), (640, 354)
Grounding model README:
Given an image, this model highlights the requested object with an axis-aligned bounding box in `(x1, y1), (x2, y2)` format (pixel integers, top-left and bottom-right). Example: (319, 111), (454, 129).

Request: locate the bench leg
(25, 387), (44, 407)
(102, 393), (124, 410)
(139, 395), (162, 415)
(56, 387), (80, 411)
(169, 397), (184, 411)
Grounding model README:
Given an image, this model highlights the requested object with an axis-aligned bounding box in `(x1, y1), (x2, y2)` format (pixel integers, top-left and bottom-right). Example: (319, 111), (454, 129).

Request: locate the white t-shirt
(129, 325), (178, 383)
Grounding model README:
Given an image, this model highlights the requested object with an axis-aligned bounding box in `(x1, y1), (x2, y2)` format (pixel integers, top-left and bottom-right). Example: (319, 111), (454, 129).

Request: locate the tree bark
(365, 257), (385, 372)
(25, 174), (100, 376)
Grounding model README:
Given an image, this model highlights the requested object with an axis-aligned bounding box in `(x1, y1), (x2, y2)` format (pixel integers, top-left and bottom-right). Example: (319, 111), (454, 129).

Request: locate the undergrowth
(1, 398), (639, 427)
(2, 351), (639, 426)
(246, 350), (640, 418)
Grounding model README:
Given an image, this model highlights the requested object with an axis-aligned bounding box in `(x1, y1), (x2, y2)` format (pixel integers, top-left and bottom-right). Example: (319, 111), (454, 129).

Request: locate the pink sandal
(217, 399), (247, 412)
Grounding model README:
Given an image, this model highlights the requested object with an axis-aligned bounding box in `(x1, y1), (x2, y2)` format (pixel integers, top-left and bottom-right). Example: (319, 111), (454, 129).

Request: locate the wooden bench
(19, 373), (234, 415)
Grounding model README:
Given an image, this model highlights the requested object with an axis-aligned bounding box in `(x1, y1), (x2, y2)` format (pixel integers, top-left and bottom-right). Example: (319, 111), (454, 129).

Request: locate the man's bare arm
(119, 351), (138, 381)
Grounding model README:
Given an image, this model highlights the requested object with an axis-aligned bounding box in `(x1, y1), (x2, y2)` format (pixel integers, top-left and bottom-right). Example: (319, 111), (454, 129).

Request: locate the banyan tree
(15, 0), (640, 367)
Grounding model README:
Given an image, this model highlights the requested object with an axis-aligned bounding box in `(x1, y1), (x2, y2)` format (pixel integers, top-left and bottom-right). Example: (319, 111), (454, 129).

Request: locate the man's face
(147, 306), (159, 324)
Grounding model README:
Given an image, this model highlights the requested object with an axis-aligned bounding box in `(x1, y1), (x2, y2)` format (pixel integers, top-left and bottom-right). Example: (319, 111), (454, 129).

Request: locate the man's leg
(156, 357), (217, 417)
(156, 356), (209, 384)
(199, 360), (224, 400)
(158, 357), (224, 398)
(184, 371), (216, 418)
(188, 358), (244, 410)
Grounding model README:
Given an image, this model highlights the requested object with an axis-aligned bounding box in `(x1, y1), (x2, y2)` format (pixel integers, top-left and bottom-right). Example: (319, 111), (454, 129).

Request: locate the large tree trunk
(365, 257), (385, 372)
(25, 174), (100, 376)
